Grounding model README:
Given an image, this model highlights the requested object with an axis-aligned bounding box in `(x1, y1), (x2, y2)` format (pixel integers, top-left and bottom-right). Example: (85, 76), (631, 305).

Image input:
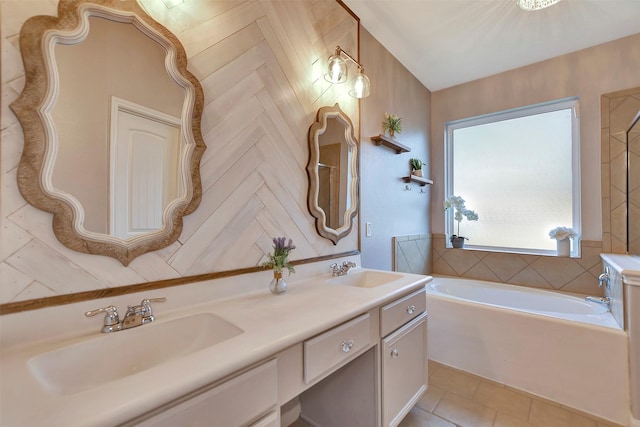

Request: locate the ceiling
(342, 0), (640, 91)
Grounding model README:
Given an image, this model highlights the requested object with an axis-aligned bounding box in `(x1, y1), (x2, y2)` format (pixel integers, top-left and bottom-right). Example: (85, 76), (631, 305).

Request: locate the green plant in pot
(443, 195), (479, 248)
(410, 158), (423, 177)
(382, 113), (402, 137)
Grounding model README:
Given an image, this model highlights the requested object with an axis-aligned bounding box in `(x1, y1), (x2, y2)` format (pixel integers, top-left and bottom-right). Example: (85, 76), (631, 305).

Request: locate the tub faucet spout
(585, 296), (611, 311)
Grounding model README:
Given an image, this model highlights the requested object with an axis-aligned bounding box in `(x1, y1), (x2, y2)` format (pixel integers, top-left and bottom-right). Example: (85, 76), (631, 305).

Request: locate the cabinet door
(381, 313), (427, 427)
(130, 359), (278, 427)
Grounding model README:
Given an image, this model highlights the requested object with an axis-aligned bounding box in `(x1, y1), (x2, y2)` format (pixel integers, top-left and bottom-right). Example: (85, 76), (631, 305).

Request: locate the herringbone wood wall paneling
(1, 0), (360, 304)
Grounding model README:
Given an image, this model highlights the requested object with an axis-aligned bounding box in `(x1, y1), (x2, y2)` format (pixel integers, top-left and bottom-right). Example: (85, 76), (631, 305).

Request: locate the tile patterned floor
(399, 361), (625, 427)
(288, 360), (626, 427)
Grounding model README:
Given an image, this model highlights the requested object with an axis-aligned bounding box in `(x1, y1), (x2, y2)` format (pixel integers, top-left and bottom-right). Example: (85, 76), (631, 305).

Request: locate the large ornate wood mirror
(10, 0), (206, 266)
(307, 103), (359, 244)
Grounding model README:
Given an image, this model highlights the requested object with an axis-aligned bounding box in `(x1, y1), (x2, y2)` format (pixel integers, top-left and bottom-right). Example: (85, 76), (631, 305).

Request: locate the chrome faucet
(585, 295), (611, 311)
(330, 261), (357, 277)
(598, 266), (611, 289)
(85, 297), (166, 333)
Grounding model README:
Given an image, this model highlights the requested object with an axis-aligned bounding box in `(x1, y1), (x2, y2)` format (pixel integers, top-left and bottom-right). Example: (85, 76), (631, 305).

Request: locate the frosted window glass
(445, 99), (580, 255)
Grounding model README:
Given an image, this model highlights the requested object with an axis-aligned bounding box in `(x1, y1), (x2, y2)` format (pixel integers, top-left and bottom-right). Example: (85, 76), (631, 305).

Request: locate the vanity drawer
(304, 313), (372, 384)
(380, 288), (426, 337)
(130, 359), (277, 427)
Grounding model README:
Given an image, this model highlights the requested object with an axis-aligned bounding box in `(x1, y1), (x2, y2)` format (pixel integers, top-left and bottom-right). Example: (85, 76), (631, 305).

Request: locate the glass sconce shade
(325, 54), (347, 83)
(349, 69), (370, 98)
(518, 0), (562, 11)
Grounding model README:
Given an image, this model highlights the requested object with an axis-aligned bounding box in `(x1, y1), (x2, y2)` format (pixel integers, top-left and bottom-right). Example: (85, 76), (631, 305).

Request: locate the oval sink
(28, 313), (243, 395)
(326, 270), (403, 288)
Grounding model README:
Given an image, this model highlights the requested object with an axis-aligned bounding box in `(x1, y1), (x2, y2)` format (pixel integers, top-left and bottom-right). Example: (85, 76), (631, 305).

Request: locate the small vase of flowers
(443, 195), (479, 248)
(549, 227), (578, 257)
(261, 237), (296, 294)
(382, 113), (402, 138)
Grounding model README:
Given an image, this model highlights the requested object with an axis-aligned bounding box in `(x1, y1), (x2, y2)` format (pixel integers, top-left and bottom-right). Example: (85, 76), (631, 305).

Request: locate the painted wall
(0, 0), (364, 304)
(359, 29), (432, 271)
(431, 33), (640, 241)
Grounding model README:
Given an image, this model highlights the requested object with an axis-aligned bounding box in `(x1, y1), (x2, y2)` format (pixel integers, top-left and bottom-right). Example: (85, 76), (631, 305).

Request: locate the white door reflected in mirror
(111, 98), (181, 240)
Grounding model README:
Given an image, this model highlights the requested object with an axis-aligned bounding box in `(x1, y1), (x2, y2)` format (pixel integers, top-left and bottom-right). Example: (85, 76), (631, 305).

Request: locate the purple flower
(262, 236), (296, 274)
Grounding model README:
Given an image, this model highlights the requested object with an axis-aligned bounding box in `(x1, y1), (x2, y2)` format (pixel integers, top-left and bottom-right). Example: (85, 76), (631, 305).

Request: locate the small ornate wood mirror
(10, 0), (206, 265)
(307, 103), (359, 244)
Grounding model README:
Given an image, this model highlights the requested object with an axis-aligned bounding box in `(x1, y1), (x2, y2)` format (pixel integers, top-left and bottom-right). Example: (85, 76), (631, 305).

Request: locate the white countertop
(0, 258), (431, 427)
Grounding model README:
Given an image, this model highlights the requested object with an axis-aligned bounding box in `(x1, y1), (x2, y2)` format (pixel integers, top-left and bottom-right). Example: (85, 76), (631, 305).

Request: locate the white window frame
(444, 97), (581, 257)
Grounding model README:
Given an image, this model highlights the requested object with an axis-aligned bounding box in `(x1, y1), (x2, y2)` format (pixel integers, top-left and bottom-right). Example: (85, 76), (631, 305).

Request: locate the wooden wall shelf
(402, 175), (433, 186)
(371, 134), (410, 154)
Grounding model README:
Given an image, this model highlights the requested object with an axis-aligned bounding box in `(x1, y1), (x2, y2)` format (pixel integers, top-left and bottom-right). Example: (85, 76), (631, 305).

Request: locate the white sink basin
(326, 270), (403, 288)
(28, 313), (243, 395)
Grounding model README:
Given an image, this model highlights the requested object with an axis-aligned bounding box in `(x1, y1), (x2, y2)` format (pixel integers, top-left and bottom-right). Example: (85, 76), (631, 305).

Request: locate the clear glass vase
(269, 271), (287, 295)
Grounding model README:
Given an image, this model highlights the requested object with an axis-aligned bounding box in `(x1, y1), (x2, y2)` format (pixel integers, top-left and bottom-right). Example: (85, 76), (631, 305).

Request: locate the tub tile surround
(397, 361), (625, 427)
(431, 235), (604, 296)
(394, 235), (432, 275)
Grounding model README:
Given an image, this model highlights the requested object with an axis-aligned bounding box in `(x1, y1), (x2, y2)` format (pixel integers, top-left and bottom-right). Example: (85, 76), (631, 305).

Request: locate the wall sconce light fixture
(324, 45), (370, 98)
(517, 0), (563, 11)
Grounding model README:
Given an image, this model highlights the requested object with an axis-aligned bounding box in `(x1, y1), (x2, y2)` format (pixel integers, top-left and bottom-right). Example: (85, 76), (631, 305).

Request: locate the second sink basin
(28, 312), (243, 395)
(326, 270), (403, 288)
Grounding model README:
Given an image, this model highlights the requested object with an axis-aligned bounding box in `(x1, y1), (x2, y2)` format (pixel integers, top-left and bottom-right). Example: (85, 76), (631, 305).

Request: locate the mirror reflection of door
(51, 14), (185, 236)
(111, 98), (181, 240)
(318, 118), (352, 229)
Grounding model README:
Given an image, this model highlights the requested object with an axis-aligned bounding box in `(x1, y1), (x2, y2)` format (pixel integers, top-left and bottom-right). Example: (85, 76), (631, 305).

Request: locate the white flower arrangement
(548, 227), (579, 240)
(443, 195), (479, 237)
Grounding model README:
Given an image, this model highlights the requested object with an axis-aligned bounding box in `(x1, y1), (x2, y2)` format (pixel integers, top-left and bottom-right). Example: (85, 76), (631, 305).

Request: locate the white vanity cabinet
(124, 359), (279, 427)
(297, 287), (428, 427)
(380, 288), (428, 427)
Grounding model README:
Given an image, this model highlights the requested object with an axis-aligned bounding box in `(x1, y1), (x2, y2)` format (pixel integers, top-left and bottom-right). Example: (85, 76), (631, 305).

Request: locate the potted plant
(549, 227), (579, 257)
(409, 158), (423, 177)
(382, 113), (402, 137)
(261, 237), (296, 294)
(443, 195), (479, 248)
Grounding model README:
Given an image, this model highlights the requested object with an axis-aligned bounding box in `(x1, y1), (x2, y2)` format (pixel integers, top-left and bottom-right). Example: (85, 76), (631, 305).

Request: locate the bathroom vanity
(0, 259), (430, 427)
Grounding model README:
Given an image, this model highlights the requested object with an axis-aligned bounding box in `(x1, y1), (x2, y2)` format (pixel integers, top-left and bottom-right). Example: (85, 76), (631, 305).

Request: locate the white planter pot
(556, 238), (570, 257)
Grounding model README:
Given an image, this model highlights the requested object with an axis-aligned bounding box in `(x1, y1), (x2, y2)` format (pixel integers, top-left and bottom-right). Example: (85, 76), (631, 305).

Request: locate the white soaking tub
(426, 276), (630, 425)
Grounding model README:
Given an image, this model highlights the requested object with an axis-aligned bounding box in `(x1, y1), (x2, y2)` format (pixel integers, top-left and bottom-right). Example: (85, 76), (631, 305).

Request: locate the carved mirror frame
(307, 103), (359, 244)
(10, 0), (206, 266)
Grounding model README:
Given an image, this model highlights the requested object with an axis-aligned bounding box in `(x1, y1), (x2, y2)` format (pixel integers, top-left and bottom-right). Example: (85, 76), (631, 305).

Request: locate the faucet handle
(85, 305), (121, 332)
(140, 297), (166, 323)
(598, 266), (610, 288)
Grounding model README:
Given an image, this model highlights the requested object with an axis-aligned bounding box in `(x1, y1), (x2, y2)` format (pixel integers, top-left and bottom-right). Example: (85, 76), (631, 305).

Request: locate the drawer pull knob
(391, 349), (399, 358)
(406, 305), (416, 315)
(341, 339), (354, 353)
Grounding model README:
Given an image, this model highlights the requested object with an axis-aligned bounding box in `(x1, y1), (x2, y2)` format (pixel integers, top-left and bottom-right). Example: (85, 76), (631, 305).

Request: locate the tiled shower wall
(601, 87), (640, 254)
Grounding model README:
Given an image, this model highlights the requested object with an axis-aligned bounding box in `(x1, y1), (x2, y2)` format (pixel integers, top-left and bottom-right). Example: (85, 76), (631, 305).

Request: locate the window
(444, 97), (581, 256)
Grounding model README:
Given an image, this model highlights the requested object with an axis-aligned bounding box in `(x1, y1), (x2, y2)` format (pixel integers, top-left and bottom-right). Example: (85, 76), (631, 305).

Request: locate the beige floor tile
(429, 364), (480, 399)
(287, 418), (313, 427)
(493, 413), (535, 427)
(473, 380), (531, 422)
(434, 392), (496, 427)
(398, 407), (457, 427)
(529, 400), (596, 427)
(416, 385), (446, 413)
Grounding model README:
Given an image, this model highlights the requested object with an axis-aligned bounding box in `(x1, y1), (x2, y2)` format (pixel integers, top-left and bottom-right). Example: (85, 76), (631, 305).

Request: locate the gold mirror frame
(307, 103), (359, 244)
(10, 0), (206, 266)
